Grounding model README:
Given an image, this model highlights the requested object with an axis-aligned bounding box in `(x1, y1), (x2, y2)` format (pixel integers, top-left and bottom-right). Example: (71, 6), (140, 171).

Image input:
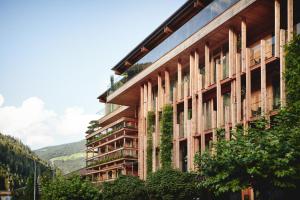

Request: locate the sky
(0, 0), (185, 149)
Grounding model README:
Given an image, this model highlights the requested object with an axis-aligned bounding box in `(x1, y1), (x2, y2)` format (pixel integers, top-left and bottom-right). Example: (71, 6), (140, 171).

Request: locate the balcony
(107, 0), (240, 96)
(87, 148), (138, 168)
(86, 118), (137, 145)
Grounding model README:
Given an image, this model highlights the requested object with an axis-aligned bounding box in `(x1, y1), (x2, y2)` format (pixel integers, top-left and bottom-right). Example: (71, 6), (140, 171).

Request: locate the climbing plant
(160, 104), (173, 169)
(146, 111), (155, 176)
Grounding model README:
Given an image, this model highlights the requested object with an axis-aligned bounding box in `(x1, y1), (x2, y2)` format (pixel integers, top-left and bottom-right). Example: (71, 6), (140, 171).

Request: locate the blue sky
(0, 0), (185, 149)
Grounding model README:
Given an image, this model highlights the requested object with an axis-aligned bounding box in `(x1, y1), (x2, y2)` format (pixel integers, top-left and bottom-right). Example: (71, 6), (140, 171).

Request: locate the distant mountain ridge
(34, 140), (86, 174)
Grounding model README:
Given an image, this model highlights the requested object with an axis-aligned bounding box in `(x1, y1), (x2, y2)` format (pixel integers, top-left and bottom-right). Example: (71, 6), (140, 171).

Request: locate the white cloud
(0, 95), (99, 150)
(0, 94), (4, 107)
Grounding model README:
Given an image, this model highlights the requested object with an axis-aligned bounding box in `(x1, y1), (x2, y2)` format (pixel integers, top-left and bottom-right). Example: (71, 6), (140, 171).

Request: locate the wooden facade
(88, 2), (298, 199)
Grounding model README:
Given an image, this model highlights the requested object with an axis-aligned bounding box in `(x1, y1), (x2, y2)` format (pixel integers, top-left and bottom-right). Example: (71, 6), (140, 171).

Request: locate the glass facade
(109, 0), (240, 94)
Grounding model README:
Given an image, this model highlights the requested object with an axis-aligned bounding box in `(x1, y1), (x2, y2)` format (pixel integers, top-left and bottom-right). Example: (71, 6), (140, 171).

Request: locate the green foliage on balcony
(160, 104), (173, 169)
(146, 111), (155, 176)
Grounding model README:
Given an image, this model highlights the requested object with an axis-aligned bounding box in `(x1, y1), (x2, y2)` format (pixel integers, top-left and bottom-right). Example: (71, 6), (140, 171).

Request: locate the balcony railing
(87, 120), (137, 145)
(107, 0), (240, 95)
(249, 35), (275, 66)
(87, 148), (138, 168)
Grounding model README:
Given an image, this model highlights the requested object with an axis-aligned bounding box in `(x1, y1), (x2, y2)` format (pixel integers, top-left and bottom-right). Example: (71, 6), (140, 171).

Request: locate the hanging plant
(146, 111), (155, 176)
(160, 104), (173, 169)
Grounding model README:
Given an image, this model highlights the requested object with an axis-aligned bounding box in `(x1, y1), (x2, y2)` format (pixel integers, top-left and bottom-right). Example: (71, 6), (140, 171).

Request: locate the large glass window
(110, 0), (240, 93)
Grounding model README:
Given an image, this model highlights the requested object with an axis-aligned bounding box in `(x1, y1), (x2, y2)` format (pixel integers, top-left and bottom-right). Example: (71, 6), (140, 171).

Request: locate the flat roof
(111, 0), (210, 75)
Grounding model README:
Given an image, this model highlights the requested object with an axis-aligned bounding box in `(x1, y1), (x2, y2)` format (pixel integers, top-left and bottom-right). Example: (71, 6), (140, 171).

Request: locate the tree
(41, 175), (101, 200)
(146, 168), (203, 200)
(101, 175), (147, 200)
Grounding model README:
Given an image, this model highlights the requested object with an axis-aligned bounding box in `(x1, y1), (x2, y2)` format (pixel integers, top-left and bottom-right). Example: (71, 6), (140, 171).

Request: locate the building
(86, 0), (299, 188)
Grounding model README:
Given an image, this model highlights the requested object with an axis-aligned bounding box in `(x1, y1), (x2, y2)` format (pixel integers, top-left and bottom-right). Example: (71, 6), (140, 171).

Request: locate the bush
(41, 175), (101, 200)
(146, 168), (202, 200)
(101, 175), (147, 200)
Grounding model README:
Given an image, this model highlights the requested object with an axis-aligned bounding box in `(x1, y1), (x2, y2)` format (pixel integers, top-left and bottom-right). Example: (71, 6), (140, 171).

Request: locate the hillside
(34, 140), (86, 174)
(0, 132), (51, 192)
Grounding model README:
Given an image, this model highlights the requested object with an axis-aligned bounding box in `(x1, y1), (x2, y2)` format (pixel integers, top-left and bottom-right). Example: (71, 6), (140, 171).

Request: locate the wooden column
(216, 56), (222, 128)
(154, 96), (159, 171)
(274, 0), (280, 58)
(194, 50), (199, 93)
(198, 75), (203, 154)
(190, 52), (195, 95)
(158, 74), (162, 111)
(245, 48), (251, 121)
(139, 86), (145, 179)
(229, 28), (235, 78)
(191, 93), (197, 170)
(236, 53), (242, 123)
(280, 29), (286, 107)
(165, 70), (170, 104)
(205, 43), (210, 88)
(241, 19), (247, 73)
(225, 107), (230, 140)
(177, 60), (182, 101)
(143, 84), (148, 178)
(287, 0), (293, 42)
(184, 81), (188, 136)
(148, 81), (152, 111)
(173, 87), (180, 168)
(261, 40), (267, 115)
(230, 29), (237, 127)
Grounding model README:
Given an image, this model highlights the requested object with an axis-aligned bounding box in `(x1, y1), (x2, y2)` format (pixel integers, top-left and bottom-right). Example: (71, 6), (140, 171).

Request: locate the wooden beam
(184, 81), (188, 137)
(261, 40), (267, 115)
(205, 43), (210, 88)
(139, 86), (144, 179)
(177, 60), (182, 101)
(141, 47), (149, 53)
(274, 0), (280, 58)
(164, 26), (173, 34)
(241, 19), (247, 73)
(124, 60), (132, 67)
(287, 0), (294, 42)
(194, 0), (204, 8)
(280, 29), (286, 107)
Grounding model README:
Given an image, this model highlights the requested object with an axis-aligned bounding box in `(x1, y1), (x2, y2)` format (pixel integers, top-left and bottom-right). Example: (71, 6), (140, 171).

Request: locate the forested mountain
(0, 132), (51, 193)
(34, 140), (85, 174)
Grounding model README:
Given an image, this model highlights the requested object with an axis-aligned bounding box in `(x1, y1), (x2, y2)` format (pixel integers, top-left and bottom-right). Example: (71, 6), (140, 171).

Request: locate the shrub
(101, 175), (147, 200)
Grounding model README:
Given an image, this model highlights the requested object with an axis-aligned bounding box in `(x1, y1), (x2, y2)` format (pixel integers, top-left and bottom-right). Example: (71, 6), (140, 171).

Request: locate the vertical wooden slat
(246, 48), (251, 121)
(225, 106), (230, 140)
(241, 19), (247, 73)
(261, 40), (267, 115)
(287, 0), (294, 42)
(217, 56), (222, 128)
(236, 53), (242, 123)
(158, 74), (162, 111)
(177, 60), (182, 101)
(280, 29), (286, 107)
(274, 0), (280, 58)
(143, 83), (148, 178)
(198, 75), (203, 146)
(165, 70), (170, 104)
(190, 52), (194, 95)
(148, 81), (152, 111)
(139, 86), (144, 179)
(173, 87), (179, 168)
(195, 50), (199, 93)
(229, 28), (234, 78)
(184, 81), (188, 137)
(205, 43), (210, 88)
